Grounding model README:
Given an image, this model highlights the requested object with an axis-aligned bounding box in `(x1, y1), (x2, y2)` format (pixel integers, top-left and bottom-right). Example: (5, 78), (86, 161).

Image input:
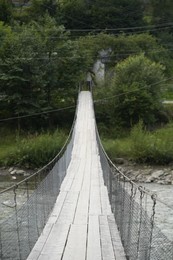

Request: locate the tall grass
(102, 122), (173, 165)
(0, 130), (67, 168)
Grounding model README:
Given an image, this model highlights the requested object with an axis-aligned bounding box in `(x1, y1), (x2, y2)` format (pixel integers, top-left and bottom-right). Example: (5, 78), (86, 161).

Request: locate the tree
(0, 17), (90, 128)
(111, 54), (165, 127)
(60, 0), (91, 30)
(78, 32), (169, 73)
(0, 0), (13, 24)
(60, 0), (145, 30)
(0, 21), (12, 55)
(26, 0), (63, 23)
(151, 0), (173, 25)
(90, 0), (144, 29)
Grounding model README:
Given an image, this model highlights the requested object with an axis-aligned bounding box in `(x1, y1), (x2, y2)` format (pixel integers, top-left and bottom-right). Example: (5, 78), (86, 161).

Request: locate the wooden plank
(100, 185), (112, 215)
(99, 215), (115, 260)
(57, 191), (79, 224)
(89, 185), (101, 215)
(62, 224), (87, 260)
(39, 224), (70, 258)
(27, 223), (54, 259)
(27, 250), (40, 260)
(37, 252), (62, 260)
(87, 216), (102, 260)
(108, 215), (127, 260)
(60, 159), (80, 192)
(50, 191), (67, 219)
(74, 190), (90, 225)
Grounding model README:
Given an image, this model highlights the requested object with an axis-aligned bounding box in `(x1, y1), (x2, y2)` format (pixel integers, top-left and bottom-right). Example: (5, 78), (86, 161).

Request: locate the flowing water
(0, 175), (34, 223)
(0, 176), (173, 241)
(140, 183), (173, 241)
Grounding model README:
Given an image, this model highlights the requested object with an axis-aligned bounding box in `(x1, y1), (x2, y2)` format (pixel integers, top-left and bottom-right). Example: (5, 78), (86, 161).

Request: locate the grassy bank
(0, 130), (67, 168)
(1, 121), (173, 168)
(102, 122), (173, 165)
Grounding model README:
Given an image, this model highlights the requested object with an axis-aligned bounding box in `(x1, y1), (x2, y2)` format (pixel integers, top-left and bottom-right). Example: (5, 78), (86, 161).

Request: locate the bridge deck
(27, 91), (126, 260)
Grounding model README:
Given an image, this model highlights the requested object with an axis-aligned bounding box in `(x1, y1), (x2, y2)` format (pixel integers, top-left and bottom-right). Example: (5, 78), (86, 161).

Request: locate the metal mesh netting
(0, 122), (75, 260)
(96, 127), (173, 260)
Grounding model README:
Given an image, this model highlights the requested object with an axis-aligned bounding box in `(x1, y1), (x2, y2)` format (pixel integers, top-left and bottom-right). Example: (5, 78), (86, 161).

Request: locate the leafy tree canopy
(78, 32), (169, 72)
(0, 16), (91, 125)
(151, 0), (173, 24)
(0, 0), (13, 24)
(110, 54), (165, 127)
(60, 0), (145, 30)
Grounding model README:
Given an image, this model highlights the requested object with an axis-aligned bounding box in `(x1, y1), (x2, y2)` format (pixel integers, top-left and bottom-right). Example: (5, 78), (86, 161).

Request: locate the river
(140, 183), (173, 241)
(0, 175), (173, 242)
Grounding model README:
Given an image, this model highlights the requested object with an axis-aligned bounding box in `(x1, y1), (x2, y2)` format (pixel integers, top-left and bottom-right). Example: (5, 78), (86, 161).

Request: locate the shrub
(0, 130), (66, 168)
(111, 54), (165, 127)
(102, 122), (173, 165)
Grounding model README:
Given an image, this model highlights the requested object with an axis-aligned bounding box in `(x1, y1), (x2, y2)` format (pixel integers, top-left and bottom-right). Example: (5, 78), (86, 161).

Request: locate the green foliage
(78, 33), (169, 72)
(0, 130), (67, 168)
(102, 138), (132, 159)
(0, 21), (12, 55)
(0, 0), (13, 24)
(151, 0), (173, 25)
(130, 121), (152, 161)
(26, 0), (62, 22)
(60, 0), (144, 30)
(0, 17), (89, 126)
(103, 122), (173, 165)
(130, 122), (173, 164)
(111, 54), (165, 127)
(91, 0), (144, 29)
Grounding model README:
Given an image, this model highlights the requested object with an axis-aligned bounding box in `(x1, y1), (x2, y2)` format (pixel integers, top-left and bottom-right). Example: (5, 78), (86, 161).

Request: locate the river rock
(145, 176), (155, 183)
(157, 180), (166, 185)
(114, 158), (125, 165)
(10, 170), (17, 175)
(8, 167), (14, 173)
(164, 175), (172, 184)
(15, 169), (25, 175)
(151, 170), (165, 179)
(24, 172), (31, 177)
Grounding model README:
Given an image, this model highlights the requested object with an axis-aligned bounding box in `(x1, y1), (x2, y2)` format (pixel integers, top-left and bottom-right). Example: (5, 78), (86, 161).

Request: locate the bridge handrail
(0, 106), (77, 195)
(95, 124), (173, 210)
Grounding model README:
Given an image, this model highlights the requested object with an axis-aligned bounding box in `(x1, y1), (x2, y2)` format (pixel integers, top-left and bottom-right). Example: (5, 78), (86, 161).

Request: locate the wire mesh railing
(96, 126), (173, 260)
(0, 115), (76, 260)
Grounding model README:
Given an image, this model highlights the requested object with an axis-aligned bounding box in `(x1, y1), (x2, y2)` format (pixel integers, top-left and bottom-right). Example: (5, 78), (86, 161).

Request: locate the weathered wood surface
(27, 91), (126, 260)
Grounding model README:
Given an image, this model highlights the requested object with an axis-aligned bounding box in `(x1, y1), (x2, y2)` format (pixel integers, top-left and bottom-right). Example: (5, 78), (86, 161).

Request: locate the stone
(12, 176), (17, 180)
(164, 171), (171, 176)
(24, 172), (30, 177)
(145, 176), (155, 183)
(15, 169), (25, 175)
(114, 158), (125, 165)
(8, 167), (14, 173)
(151, 170), (164, 179)
(142, 169), (152, 175)
(157, 180), (165, 185)
(165, 175), (172, 184)
(10, 170), (17, 175)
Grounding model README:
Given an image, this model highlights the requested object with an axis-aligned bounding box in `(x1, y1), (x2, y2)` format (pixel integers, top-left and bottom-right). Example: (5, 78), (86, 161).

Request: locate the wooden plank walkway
(27, 91), (126, 260)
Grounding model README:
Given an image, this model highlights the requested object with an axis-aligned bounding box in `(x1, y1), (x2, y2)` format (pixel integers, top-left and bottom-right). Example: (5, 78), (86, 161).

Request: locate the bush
(111, 54), (165, 127)
(102, 122), (173, 165)
(130, 121), (152, 162)
(102, 138), (132, 159)
(0, 130), (66, 168)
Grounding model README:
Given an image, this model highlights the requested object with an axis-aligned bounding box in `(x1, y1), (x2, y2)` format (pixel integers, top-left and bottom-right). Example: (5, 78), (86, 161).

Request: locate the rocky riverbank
(0, 167), (34, 180)
(114, 158), (173, 185)
(1, 161), (173, 185)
